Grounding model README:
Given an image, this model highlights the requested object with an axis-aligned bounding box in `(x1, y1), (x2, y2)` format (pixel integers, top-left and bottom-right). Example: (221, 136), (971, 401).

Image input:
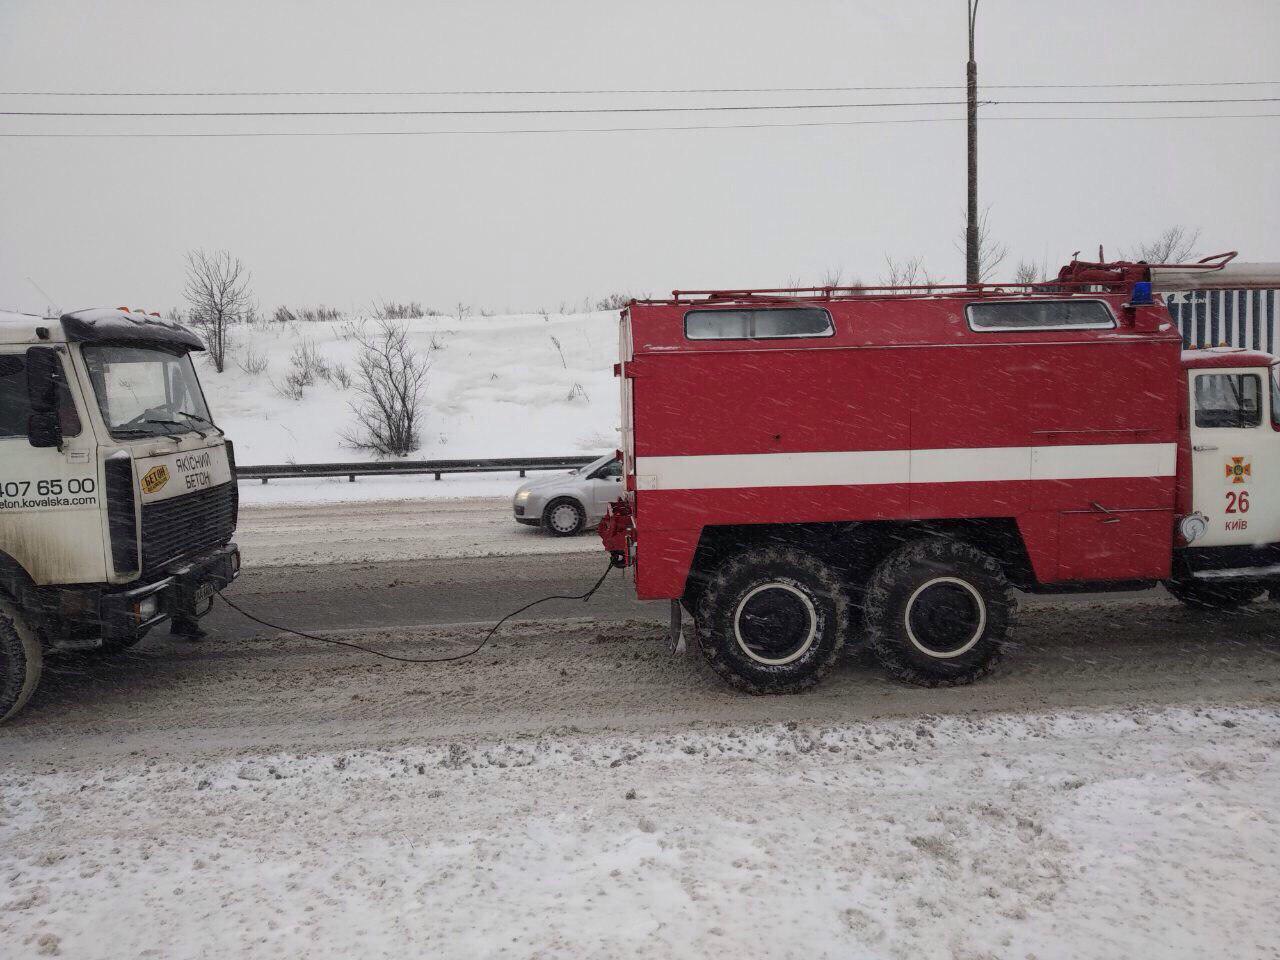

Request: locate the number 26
(1226, 490), (1251, 514)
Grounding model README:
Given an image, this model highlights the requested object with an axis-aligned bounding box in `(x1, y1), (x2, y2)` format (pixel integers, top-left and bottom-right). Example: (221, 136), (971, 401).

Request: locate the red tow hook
(598, 499), (634, 568)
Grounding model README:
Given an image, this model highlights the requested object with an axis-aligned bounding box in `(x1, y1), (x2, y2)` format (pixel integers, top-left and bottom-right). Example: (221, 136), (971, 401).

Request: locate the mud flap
(669, 600), (687, 655)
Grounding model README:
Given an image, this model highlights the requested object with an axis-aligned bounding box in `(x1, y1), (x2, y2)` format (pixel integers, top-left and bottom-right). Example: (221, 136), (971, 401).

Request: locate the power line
(1, 113), (1275, 139)
(2, 96), (1279, 118)
(1, 80), (1277, 97)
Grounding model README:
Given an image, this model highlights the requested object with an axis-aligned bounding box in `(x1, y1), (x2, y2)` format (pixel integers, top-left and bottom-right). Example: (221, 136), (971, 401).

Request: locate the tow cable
(214, 560), (614, 664)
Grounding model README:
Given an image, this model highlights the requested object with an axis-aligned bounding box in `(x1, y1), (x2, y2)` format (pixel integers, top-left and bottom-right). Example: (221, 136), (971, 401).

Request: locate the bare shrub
(549, 335), (567, 369)
(1125, 225), (1200, 264)
(342, 319), (431, 456)
(271, 371), (307, 401)
(594, 292), (631, 311)
(272, 306), (297, 324)
(953, 207), (1008, 282)
(373, 300), (436, 320)
(880, 256), (935, 292)
(1013, 260), (1047, 285)
(329, 363), (352, 389)
(236, 348), (269, 376)
(566, 382), (589, 403)
(183, 249), (252, 373)
(289, 338), (328, 385)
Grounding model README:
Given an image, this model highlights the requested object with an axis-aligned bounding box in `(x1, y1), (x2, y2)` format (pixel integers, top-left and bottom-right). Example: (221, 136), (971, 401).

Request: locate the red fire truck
(600, 254), (1280, 694)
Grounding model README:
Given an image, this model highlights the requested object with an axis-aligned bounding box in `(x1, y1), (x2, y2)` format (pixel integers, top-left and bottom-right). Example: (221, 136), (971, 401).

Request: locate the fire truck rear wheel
(863, 538), (1015, 687)
(1165, 578), (1265, 611)
(542, 498), (586, 537)
(0, 598), (43, 724)
(694, 546), (850, 694)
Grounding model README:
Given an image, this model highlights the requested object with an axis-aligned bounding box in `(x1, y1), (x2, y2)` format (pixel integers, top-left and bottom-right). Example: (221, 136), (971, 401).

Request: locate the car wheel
(694, 545), (850, 694)
(862, 537), (1015, 687)
(542, 498), (586, 537)
(0, 597), (42, 724)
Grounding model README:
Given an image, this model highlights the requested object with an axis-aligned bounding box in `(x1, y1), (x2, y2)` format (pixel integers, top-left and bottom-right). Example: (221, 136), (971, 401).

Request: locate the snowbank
(3, 705), (1276, 958)
(203, 311), (620, 467)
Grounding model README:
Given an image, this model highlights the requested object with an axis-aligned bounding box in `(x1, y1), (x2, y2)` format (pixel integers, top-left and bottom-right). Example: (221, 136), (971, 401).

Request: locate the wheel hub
(733, 582), (818, 666)
(904, 577), (986, 658)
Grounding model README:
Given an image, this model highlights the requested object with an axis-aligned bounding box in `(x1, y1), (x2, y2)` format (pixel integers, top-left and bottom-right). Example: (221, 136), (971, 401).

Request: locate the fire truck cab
(601, 256), (1280, 694)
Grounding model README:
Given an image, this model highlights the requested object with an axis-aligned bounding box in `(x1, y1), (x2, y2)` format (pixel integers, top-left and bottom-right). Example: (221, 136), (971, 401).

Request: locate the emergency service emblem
(1225, 457), (1252, 484)
(141, 465), (170, 494)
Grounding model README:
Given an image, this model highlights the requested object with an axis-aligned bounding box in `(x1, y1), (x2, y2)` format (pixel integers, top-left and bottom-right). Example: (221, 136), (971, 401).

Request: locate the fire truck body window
(966, 299), (1114, 332)
(1271, 368), (1280, 429)
(684, 308), (834, 341)
(1194, 373), (1261, 429)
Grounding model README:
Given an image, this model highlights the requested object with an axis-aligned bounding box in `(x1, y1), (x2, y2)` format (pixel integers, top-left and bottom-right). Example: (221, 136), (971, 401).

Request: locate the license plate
(194, 581), (215, 607)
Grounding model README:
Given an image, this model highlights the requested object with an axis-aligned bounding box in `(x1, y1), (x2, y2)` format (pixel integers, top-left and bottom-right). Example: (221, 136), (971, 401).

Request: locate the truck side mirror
(25, 346), (63, 449)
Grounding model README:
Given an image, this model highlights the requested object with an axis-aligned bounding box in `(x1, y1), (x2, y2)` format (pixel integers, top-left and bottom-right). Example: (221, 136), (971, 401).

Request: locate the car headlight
(1179, 512), (1208, 544)
(515, 489), (531, 503)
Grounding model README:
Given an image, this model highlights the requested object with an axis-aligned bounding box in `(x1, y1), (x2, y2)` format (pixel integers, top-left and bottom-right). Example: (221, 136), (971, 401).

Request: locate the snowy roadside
(3, 705), (1277, 959)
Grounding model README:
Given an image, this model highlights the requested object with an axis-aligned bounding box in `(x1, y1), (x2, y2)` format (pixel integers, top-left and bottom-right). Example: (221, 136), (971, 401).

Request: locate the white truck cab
(1169, 347), (1280, 607)
(1, 307), (240, 722)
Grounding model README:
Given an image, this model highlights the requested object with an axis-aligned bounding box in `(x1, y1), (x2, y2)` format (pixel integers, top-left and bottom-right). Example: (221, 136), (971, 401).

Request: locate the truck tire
(694, 546), (850, 694)
(542, 498), (586, 537)
(1165, 578), (1265, 611)
(0, 598), (42, 724)
(862, 538), (1015, 687)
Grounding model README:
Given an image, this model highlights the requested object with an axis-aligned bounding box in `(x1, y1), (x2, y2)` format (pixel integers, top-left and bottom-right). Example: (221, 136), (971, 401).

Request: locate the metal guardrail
(237, 455), (600, 484)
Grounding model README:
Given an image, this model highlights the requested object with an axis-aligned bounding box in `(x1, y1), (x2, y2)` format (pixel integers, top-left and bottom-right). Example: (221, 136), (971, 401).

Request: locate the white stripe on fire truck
(632, 442), (1176, 491)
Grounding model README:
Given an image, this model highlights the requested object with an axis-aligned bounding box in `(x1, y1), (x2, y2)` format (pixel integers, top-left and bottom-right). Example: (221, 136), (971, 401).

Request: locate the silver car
(512, 453), (623, 536)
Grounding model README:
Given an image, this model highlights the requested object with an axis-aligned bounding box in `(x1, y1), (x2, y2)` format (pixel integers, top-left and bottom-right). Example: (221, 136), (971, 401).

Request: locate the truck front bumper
(100, 543), (241, 641)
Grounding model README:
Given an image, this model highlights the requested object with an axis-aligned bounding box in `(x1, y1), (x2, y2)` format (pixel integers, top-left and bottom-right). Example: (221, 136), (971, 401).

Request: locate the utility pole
(965, 0), (980, 285)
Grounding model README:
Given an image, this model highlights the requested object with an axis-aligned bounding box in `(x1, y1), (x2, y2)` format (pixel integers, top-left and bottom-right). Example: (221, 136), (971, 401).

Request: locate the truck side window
(685, 307), (834, 341)
(966, 300), (1114, 331)
(1271, 368), (1280, 430)
(0, 354), (82, 439)
(1194, 373), (1261, 429)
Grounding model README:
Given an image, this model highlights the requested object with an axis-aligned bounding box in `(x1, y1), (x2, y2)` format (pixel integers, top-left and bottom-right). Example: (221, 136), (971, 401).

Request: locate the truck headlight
(1179, 513), (1208, 544)
(134, 596), (158, 621)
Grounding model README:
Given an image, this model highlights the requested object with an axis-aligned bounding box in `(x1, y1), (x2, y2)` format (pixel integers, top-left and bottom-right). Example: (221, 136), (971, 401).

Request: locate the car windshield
(82, 344), (214, 438)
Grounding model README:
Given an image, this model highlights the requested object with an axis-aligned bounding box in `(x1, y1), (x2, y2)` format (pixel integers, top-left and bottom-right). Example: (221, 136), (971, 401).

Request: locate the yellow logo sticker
(141, 465), (170, 494)
(1225, 456), (1252, 484)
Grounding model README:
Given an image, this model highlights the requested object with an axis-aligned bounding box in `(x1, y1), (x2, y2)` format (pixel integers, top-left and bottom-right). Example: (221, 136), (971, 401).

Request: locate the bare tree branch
(341, 319), (431, 457)
(1125, 226), (1201, 264)
(182, 249), (252, 374)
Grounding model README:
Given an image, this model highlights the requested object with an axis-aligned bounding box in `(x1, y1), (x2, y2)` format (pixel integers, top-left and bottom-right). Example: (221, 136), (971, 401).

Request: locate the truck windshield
(82, 344), (214, 439)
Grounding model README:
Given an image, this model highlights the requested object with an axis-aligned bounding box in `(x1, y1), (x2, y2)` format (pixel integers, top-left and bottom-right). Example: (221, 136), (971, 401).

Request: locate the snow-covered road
(4, 597), (1280, 958)
(3, 700), (1277, 959)
(234, 495), (597, 567)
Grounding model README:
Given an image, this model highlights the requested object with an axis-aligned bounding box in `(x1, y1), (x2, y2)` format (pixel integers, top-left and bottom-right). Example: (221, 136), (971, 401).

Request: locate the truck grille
(140, 482), (237, 575)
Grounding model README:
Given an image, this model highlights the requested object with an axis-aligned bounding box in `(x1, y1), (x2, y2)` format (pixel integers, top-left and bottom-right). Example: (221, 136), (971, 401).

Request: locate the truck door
(0, 349), (100, 584)
(1188, 366), (1280, 548)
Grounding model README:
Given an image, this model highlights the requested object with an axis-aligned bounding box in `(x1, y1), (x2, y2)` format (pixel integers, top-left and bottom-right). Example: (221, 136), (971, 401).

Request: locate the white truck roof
(0, 308), (205, 350)
(0, 310), (61, 345)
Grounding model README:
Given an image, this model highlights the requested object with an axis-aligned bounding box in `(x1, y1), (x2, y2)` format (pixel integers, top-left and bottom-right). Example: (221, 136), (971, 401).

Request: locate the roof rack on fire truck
(656, 251), (1280, 306)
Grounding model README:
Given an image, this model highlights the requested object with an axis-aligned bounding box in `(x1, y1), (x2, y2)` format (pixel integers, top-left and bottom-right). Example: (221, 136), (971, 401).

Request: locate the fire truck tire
(862, 538), (1015, 687)
(0, 598), (42, 724)
(1164, 578), (1265, 611)
(694, 546), (850, 694)
(542, 498), (586, 537)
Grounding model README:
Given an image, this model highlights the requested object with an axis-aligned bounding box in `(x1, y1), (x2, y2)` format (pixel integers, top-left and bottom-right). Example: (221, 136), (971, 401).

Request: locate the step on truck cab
(1, 307), (239, 721)
(599, 254), (1280, 693)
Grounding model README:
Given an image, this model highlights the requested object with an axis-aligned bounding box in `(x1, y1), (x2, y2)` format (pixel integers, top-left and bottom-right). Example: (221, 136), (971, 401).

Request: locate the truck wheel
(1165, 578), (1264, 611)
(694, 546), (850, 694)
(542, 498), (586, 537)
(862, 538), (1015, 687)
(0, 598), (43, 723)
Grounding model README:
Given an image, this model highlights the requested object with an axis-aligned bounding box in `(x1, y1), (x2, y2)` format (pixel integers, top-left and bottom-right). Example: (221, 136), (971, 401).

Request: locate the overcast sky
(1, 0), (1277, 316)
